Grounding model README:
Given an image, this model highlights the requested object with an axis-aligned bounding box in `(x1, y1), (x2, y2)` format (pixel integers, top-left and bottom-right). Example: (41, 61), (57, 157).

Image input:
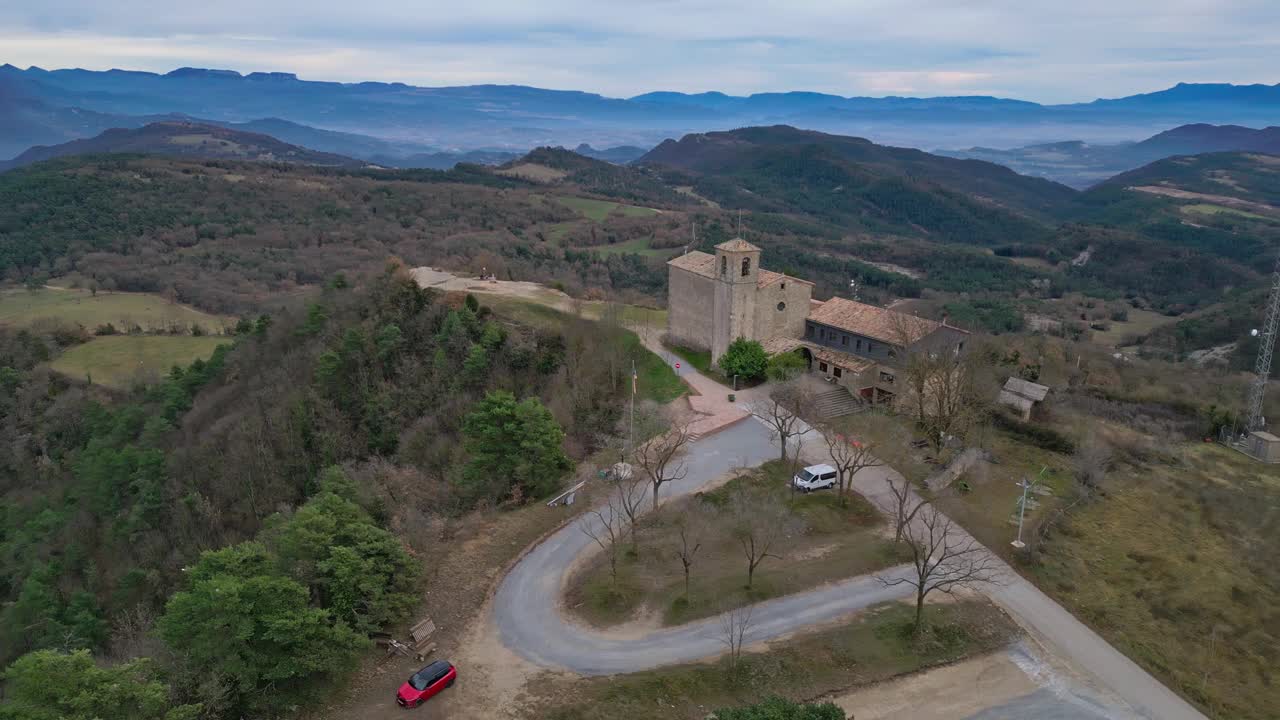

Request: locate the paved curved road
(493, 390), (1207, 720)
(494, 419), (918, 673)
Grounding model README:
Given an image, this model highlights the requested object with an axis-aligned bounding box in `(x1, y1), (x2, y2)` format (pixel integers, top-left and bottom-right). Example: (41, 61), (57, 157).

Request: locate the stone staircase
(813, 385), (862, 419)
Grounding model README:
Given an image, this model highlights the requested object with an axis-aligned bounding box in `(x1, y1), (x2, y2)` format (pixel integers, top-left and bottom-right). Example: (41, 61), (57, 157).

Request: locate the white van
(792, 463), (838, 492)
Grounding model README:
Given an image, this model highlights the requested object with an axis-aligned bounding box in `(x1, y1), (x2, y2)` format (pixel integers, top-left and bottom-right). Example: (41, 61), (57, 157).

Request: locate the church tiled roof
(808, 297), (956, 345)
(715, 237), (761, 252)
(667, 250), (717, 278)
(667, 251), (811, 288)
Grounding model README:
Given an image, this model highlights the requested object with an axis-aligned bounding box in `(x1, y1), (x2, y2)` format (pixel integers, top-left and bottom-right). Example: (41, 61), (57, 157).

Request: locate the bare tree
(1071, 432), (1113, 498)
(819, 421), (883, 507)
(900, 347), (987, 453)
(885, 475), (926, 543)
(1035, 433), (1113, 548)
(633, 419), (694, 510)
(728, 487), (801, 589)
(672, 504), (707, 597)
(889, 315), (990, 454)
(609, 464), (649, 552)
(748, 381), (814, 464)
(717, 602), (755, 673)
(580, 491), (630, 586)
(878, 504), (1001, 631)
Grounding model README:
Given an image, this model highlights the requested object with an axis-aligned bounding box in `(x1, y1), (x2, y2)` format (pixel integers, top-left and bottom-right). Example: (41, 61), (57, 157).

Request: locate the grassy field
(556, 195), (661, 221)
(528, 601), (1019, 720)
(575, 236), (679, 258)
(1028, 442), (1279, 719)
(545, 221), (580, 242)
(1181, 202), (1271, 221)
(566, 461), (905, 627)
(665, 342), (714, 374)
(0, 288), (231, 332)
(932, 430), (1071, 562)
(497, 164), (569, 182)
(1089, 307), (1178, 347)
(49, 335), (231, 388)
(940, 416), (1279, 720)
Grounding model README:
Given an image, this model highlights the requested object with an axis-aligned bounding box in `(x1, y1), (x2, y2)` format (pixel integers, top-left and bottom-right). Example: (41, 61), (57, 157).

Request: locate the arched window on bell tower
(741, 256), (751, 277)
(720, 255), (727, 277)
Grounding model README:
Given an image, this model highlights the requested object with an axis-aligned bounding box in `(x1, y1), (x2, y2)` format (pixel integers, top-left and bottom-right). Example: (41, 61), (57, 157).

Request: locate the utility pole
(1011, 466), (1047, 549)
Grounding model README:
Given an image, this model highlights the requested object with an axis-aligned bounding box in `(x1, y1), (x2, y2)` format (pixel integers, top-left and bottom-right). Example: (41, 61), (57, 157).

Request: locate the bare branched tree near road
(878, 504), (1001, 631)
(609, 465), (648, 552)
(748, 381), (814, 464)
(819, 421), (883, 507)
(633, 420), (693, 510)
(579, 491), (630, 587)
(717, 602), (755, 673)
(728, 486), (801, 589)
(885, 475), (927, 543)
(672, 504), (706, 597)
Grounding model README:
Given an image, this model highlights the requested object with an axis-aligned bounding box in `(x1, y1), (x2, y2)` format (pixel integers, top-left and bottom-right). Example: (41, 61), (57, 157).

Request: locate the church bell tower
(711, 238), (762, 363)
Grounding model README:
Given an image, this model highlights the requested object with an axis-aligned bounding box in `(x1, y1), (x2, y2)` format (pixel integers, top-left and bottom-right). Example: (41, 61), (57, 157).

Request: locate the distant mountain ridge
(1134, 124), (1280, 156)
(941, 123), (1280, 188)
(639, 125), (1077, 216)
(0, 121), (365, 172)
(635, 125), (1077, 251)
(2, 63), (1278, 156)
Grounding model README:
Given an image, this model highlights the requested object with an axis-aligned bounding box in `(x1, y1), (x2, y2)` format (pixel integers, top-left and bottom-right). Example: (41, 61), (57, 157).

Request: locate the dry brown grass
(565, 461), (906, 628)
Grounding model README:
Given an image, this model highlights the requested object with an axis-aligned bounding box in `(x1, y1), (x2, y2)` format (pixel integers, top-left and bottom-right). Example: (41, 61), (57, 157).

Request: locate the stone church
(667, 238), (968, 403)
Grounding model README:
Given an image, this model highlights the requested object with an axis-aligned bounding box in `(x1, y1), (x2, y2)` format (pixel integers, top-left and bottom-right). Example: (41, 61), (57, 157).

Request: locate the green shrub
(719, 338), (768, 383)
(766, 350), (807, 381)
(712, 696), (845, 720)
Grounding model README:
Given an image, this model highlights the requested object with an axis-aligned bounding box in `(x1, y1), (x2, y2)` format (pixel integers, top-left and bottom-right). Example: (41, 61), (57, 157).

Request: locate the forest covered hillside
(0, 265), (659, 715)
(1, 129), (1276, 351)
(0, 121), (366, 172)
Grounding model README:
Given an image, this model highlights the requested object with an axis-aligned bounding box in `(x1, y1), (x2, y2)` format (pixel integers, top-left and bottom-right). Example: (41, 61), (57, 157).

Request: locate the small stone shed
(998, 377), (1050, 421)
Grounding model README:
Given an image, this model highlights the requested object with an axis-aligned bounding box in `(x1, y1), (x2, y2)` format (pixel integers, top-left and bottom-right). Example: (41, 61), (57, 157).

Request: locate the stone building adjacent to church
(667, 238), (969, 404)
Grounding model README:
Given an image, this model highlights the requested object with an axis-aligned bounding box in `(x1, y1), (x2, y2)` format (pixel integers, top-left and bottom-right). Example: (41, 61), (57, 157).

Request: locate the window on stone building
(841, 335), (848, 346)
(867, 342), (876, 353)
(720, 256), (727, 276)
(741, 257), (751, 277)
(777, 302), (786, 311)
(819, 362), (828, 373)
(781, 282), (786, 290)
(834, 367), (843, 378)
(805, 324), (814, 338)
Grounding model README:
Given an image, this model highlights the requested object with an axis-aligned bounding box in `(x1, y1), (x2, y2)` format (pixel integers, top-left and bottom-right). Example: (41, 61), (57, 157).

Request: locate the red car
(396, 660), (456, 708)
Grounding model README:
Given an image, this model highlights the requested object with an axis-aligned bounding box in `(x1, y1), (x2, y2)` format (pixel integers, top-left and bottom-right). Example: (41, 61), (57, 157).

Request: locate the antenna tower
(1245, 249), (1280, 431)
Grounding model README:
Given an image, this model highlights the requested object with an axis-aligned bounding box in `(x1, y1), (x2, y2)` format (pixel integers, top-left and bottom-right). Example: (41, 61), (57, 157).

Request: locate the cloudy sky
(2, 0), (1277, 101)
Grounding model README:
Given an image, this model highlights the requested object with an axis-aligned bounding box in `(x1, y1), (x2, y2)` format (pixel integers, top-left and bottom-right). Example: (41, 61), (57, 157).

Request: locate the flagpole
(629, 359), (637, 460)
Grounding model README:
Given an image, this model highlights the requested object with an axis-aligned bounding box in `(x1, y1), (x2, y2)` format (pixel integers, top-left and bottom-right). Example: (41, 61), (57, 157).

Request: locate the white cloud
(0, 1), (1277, 100)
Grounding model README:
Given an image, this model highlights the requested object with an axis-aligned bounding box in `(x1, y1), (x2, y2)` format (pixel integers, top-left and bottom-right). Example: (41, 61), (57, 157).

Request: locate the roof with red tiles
(807, 297), (952, 345)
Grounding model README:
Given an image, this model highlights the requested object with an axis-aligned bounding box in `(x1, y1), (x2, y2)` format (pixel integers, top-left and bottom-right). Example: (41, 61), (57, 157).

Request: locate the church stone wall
(666, 266), (716, 351)
(753, 280), (813, 347)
